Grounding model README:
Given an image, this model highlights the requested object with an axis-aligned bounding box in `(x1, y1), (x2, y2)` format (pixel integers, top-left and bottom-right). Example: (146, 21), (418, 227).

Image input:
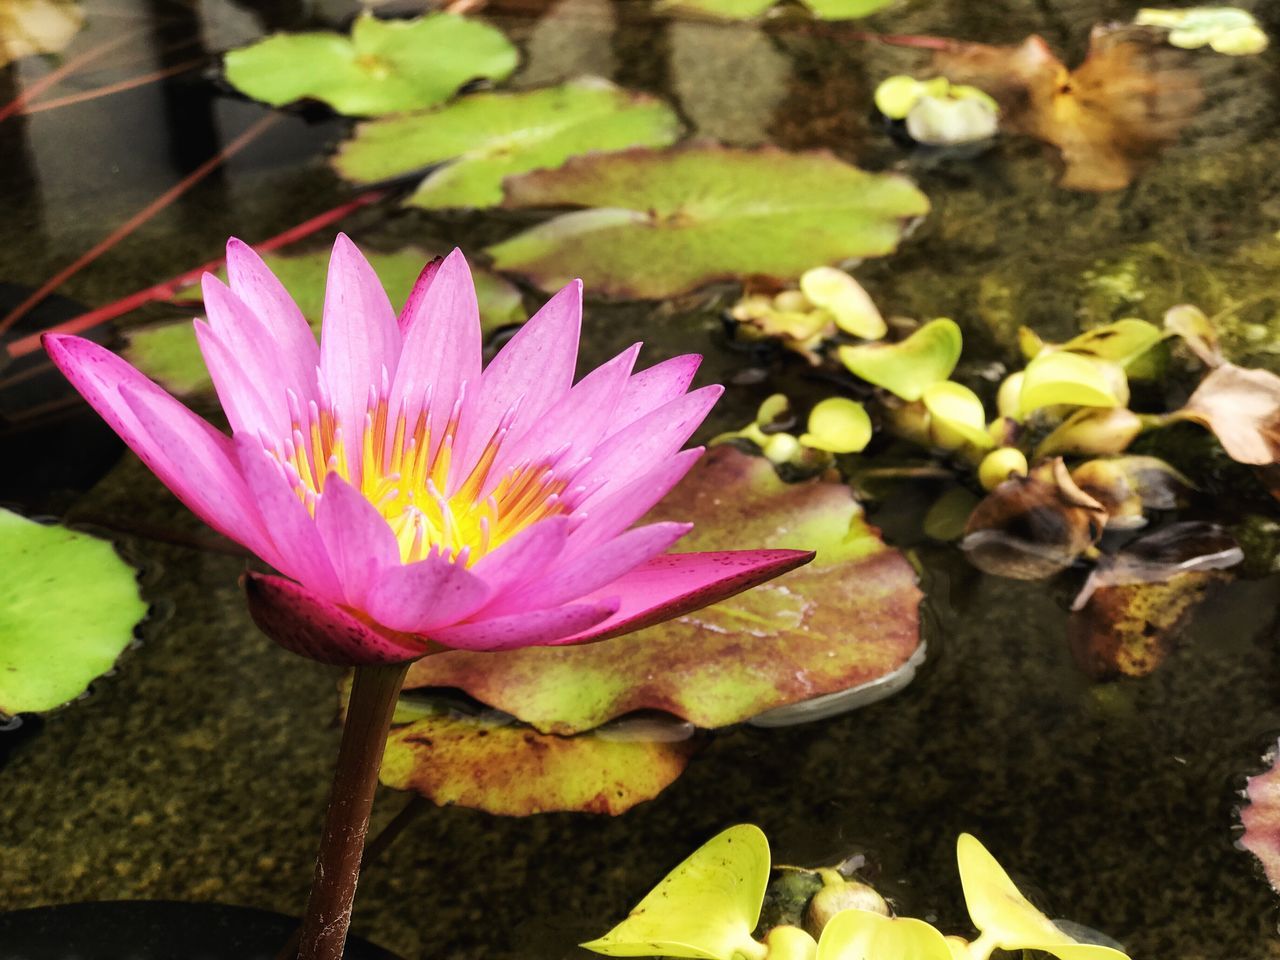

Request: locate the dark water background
(2, 0), (1280, 957)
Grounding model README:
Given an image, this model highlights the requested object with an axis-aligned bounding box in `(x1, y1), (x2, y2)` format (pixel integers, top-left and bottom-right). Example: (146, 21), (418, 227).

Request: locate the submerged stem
(295, 661), (409, 960)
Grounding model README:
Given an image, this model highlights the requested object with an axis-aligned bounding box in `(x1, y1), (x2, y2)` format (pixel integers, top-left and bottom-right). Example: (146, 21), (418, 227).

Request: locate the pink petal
(364, 551), (492, 633)
(387, 249), (482, 472)
(483, 521), (690, 617)
(457, 280), (582, 477)
(469, 516), (571, 598)
(193, 319), (278, 438)
(318, 234), (400, 458)
(44, 334), (277, 561)
(243, 572), (427, 666)
(575, 385), (723, 505)
(567, 447), (704, 554)
(314, 475), (400, 608)
(488, 343), (640, 488)
(234, 434), (342, 601)
(607, 354), (701, 437)
(396, 255), (442, 335)
(429, 599), (620, 652)
(554, 549), (815, 646)
(224, 238), (319, 402)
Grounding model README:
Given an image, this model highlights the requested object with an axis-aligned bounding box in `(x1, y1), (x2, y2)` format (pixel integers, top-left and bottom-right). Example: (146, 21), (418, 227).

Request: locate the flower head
(46, 237), (812, 664)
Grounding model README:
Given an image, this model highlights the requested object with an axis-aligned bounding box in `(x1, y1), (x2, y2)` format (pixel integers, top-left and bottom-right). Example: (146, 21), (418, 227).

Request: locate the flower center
(272, 381), (573, 566)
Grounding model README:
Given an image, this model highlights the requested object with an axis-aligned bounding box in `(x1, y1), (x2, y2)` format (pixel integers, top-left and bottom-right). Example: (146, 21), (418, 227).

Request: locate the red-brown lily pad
(379, 712), (697, 816)
(404, 446), (923, 735)
(1241, 741), (1280, 894)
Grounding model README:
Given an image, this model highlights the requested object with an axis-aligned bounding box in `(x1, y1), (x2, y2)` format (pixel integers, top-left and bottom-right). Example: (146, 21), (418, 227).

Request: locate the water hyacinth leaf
(0, 509), (146, 715)
(1035, 407), (1145, 459)
(1019, 351), (1125, 416)
(1179, 362), (1280, 465)
(799, 268), (885, 340)
(922, 381), (994, 450)
(816, 909), (954, 960)
(378, 712), (694, 816)
(405, 447), (922, 733)
(1135, 6), (1268, 55)
(1240, 740), (1280, 894)
(1163, 303), (1222, 367)
(838, 319), (962, 402)
(583, 824), (770, 959)
(1058, 319), (1166, 368)
(656, 0), (894, 19)
(124, 248), (525, 395)
(332, 80), (683, 210)
(800, 397), (872, 453)
(957, 834), (1130, 960)
(222, 13), (518, 116)
(1069, 456), (1192, 528)
(488, 145), (930, 298)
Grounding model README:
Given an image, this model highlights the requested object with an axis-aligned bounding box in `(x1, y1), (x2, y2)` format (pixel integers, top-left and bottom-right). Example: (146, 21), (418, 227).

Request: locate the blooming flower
(46, 237), (812, 665)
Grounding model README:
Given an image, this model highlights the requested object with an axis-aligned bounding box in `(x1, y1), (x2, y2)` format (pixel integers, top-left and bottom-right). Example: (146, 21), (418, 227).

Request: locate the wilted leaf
(487, 145), (930, 298)
(379, 711), (695, 816)
(961, 458), (1107, 580)
(405, 446), (922, 734)
(333, 80), (682, 210)
(1180, 362), (1280, 465)
(1071, 521), (1240, 609)
(837, 318), (962, 402)
(1241, 741), (1280, 894)
(656, 0), (894, 20)
(0, 0), (83, 67)
(0, 509), (146, 716)
(935, 26), (1203, 191)
(583, 824), (771, 960)
(1068, 567), (1227, 679)
(222, 13), (518, 116)
(1069, 456), (1192, 528)
(124, 248), (526, 395)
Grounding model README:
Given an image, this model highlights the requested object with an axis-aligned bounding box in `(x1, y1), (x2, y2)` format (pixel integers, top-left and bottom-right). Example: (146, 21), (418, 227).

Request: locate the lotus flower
(46, 236), (812, 665)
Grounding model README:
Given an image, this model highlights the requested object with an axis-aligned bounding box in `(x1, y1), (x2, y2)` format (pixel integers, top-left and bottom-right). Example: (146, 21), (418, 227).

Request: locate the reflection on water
(1, 1), (1280, 958)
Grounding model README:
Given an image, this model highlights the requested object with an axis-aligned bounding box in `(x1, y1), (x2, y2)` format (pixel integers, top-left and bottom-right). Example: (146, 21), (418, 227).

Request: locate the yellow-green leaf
(816, 909), (954, 960)
(800, 397), (872, 453)
(1019, 351), (1126, 416)
(922, 381), (994, 450)
(838, 318), (962, 401)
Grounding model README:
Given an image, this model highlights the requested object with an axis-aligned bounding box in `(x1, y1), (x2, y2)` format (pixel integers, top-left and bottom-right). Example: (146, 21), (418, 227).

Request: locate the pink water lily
(46, 236), (812, 666)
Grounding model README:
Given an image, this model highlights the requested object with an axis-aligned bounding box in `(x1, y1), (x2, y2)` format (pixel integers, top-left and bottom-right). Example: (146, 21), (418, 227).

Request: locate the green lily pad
(0, 509), (146, 716)
(583, 824), (771, 960)
(333, 80), (683, 210)
(124, 247), (526, 395)
(405, 446), (922, 734)
(222, 13), (518, 116)
(379, 710), (695, 816)
(487, 145), (930, 299)
(837, 319), (962, 402)
(657, 0), (895, 21)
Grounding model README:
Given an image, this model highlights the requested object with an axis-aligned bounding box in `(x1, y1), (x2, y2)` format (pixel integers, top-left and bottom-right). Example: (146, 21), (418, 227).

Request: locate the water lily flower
(45, 236), (813, 666)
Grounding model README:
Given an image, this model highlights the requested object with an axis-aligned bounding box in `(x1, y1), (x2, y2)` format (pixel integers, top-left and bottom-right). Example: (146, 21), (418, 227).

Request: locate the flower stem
(295, 661), (410, 960)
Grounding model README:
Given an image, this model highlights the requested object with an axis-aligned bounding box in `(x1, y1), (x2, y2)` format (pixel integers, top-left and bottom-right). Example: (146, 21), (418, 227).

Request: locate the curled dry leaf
(961, 458), (1107, 579)
(1180, 362), (1280, 466)
(1241, 740), (1280, 895)
(934, 25), (1203, 191)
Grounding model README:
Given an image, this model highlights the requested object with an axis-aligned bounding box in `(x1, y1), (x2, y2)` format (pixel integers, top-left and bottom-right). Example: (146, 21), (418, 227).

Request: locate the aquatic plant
(654, 0), (895, 21)
(584, 826), (1130, 960)
(873, 75), (999, 147)
(0, 509), (146, 716)
(0, 0), (82, 67)
(43, 238), (814, 960)
(1135, 6), (1269, 55)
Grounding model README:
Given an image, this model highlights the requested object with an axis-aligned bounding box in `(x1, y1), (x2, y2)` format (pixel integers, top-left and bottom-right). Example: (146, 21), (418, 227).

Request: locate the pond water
(2, 0), (1280, 958)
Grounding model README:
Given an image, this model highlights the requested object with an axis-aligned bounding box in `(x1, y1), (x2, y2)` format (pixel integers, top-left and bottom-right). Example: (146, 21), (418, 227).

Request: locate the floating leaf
(961, 459), (1107, 580)
(1163, 303), (1222, 367)
(1019, 351), (1126, 416)
(0, 509), (146, 716)
(333, 80), (682, 210)
(1135, 6), (1268, 55)
(1241, 741), (1280, 894)
(0, 0), (83, 67)
(1179, 362), (1280, 465)
(124, 248), (526, 395)
(656, 0), (894, 20)
(816, 909), (953, 960)
(405, 446), (922, 733)
(378, 711), (695, 816)
(838, 319), (962, 402)
(799, 268), (885, 340)
(922, 381), (994, 450)
(800, 397), (872, 454)
(222, 13), (518, 116)
(935, 27), (1203, 191)
(583, 824), (771, 960)
(1057, 319), (1166, 368)
(957, 834), (1130, 960)
(1034, 407), (1145, 459)
(488, 145), (930, 299)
